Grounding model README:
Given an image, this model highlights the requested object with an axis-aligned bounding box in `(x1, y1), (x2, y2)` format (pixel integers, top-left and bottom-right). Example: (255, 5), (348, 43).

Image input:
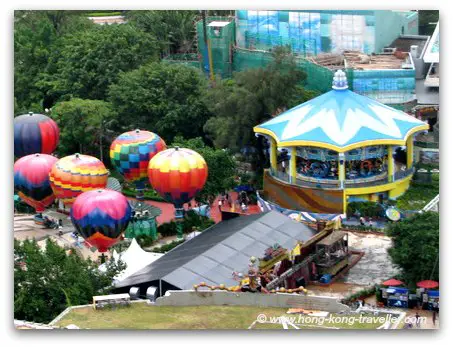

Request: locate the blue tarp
(428, 290), (440, 297)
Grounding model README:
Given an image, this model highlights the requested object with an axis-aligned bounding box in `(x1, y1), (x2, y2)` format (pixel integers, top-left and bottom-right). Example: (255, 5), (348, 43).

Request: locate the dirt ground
(307, 231), (398, 299)
(341, 232), (398, 286)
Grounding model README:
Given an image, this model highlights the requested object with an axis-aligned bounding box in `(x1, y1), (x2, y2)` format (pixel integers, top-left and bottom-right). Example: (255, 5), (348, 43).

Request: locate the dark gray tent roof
(115, 210), (317, 290)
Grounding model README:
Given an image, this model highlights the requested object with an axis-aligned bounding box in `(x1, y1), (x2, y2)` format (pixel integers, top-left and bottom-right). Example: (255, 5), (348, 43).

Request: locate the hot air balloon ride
(49, 153), (109, 207)
(110, 129), (166, 200)
(70, 189), (132, 261)
(148, 147), (208, 238)
(14, 153), (58, 220)
(14, 112), (60, 158)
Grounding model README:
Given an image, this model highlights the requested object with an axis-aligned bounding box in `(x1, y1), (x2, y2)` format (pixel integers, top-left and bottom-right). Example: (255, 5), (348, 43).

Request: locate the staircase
(266, 251), (322, 290)
(421, 194), (439, 213)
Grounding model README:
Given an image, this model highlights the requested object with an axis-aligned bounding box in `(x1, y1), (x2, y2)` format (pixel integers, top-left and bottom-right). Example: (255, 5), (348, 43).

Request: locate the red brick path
(140, 191), (262, 225)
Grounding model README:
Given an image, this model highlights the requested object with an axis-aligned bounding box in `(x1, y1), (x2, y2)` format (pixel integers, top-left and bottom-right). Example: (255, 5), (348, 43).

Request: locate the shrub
(151, 239), (185, 253)
(346, 201), (384, 218)
(122, 187), (167, 202)
(342, 286), (378, 305)
(135, 235), (156, 248)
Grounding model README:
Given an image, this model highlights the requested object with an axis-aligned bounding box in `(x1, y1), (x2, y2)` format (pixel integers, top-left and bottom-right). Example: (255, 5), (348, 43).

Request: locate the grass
(56, 303), (388, 330)
(396, 173), (439, 211)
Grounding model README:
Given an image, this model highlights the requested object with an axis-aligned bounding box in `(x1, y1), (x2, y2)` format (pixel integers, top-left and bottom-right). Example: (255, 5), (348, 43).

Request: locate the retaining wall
(155, 290), (351, 313)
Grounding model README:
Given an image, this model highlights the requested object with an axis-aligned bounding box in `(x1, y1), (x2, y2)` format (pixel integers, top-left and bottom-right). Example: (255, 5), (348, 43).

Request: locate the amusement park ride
(14, 111), (209, 262)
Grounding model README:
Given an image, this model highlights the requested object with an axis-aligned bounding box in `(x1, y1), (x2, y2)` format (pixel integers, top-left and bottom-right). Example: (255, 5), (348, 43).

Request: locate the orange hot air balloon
(147, 147), (208, 208)
(49, 153), (109, 206)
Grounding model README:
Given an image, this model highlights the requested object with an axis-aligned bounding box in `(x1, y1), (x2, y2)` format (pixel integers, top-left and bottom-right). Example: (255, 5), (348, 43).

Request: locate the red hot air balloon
(70, 189), (132, 253)
(14, 153), (58, 213)
(14, 112), (60, 158)
(147, 147), (208, 207)
(49, 153), (109, 207)
(110, 129), (166, 198)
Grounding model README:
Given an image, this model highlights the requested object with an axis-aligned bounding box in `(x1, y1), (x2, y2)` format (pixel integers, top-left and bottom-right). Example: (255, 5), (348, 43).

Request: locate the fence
(162, 53), (200, 69)
(233, 47), (334, 93)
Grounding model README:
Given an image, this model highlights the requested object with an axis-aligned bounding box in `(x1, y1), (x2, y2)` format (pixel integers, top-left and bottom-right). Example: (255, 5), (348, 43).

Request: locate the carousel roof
(254, 70), (429, 152)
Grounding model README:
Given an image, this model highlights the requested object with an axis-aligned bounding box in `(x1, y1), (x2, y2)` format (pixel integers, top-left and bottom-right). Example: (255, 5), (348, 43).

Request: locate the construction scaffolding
(196, 16), (235, 79)
(233, 48), (335, 93)
(171, 15), (416, 103)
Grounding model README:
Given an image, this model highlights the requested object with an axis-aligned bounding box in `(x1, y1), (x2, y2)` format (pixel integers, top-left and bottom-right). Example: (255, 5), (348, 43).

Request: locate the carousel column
(407, 135), (414, 169)
(387, 145), (394, 183)
(338, 153), (345, 189)
(270, 137), (278, 174)
(290, 147), (297, 184)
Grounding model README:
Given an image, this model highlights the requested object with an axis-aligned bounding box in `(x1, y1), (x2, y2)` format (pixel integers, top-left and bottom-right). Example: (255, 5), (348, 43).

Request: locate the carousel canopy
(254, 70), (429, 152)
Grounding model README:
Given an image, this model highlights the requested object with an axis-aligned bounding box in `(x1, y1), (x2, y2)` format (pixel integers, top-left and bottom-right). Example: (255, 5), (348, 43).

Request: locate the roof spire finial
(332, 70), (348, 90)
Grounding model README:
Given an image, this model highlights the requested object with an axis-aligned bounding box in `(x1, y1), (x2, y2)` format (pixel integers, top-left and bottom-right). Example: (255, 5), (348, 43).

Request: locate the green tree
(386, 212), (439, 287)
(51, 98), (118, 158)
(108, 62), (211, 142)
(126, 10), (198, 55)
(203, 46), (313, 169)
(40, 23), (159, 102)
(418, 10), (439, 35)
(14, 238), (125, 323)
(171, 137), (237, 203)
(14, 11), (92, 113)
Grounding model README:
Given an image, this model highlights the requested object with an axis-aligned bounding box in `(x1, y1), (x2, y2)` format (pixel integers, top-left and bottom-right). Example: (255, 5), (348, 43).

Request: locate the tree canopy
(203, 47), (316, 169)
(14, 238), (125, 323)
(14, 11), (93, 113)
(51, 98), (117, 159)
(386, 212), (439, 287)
(108, 62), (211, 142)
(40, 23), (159, 103)
(125, 10), (198, 55)
(203, 47), (314, 152)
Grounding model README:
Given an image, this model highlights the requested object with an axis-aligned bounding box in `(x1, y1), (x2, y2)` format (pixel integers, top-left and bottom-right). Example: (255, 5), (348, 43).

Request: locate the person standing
(415, 312), (421, 328)
(218, 199), (223, 212)
(432, 299), (439, 325)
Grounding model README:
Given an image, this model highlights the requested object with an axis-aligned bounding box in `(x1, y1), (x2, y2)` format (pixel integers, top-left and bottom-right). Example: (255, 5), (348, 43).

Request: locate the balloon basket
(136, 189), (144, 201)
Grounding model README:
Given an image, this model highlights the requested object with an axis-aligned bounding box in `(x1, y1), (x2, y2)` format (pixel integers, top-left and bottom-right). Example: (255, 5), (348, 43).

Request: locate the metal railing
(421, 194), (439, 213)
(269, 167), (414, 190)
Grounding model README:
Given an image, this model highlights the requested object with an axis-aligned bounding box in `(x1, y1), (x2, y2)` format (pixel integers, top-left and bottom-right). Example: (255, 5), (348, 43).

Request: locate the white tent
(100, 239), (163, 283)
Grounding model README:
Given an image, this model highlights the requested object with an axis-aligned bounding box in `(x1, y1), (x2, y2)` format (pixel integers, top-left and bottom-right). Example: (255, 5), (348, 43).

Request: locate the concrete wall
(155, 290), (351, 313)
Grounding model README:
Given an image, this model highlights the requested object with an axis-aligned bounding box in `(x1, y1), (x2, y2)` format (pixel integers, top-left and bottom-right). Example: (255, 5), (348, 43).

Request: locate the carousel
(254, 70), (429, 214)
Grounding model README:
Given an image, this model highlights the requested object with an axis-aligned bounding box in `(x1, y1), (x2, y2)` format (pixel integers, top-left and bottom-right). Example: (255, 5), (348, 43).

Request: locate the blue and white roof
(254, 70), (429, 152)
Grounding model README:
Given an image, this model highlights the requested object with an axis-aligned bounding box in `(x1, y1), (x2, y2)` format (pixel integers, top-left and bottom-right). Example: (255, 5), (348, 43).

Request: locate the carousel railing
(269, 166), (414, 190)
(269, 168), (341, 189)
